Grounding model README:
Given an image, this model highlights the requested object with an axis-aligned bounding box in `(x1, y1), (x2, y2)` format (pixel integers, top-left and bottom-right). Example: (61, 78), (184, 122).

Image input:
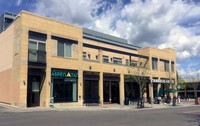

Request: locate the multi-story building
(0, 11), (176, 108)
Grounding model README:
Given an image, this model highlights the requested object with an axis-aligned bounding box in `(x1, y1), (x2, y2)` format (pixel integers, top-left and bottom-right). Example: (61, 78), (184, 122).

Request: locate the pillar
(149, 77), (153, 102)
(120, 74), (124, 105)
(78, 69), (83, 106)
(157, 83), (161, 97)
(99, 72), (103, 106)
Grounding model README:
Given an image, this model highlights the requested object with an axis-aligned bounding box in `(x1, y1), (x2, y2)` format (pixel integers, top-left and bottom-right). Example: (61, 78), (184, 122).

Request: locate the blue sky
(0, 0), (200, 79)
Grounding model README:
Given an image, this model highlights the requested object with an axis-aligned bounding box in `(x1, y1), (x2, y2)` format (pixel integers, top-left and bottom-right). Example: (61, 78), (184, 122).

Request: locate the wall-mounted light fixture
(96, 55), (99, 60)
(89, 66), (92, 70)
(113, 68), (116, 72)
(88, 54), (91, 59)
(79, 96), (81, 100)
(23, 80), (26, 85)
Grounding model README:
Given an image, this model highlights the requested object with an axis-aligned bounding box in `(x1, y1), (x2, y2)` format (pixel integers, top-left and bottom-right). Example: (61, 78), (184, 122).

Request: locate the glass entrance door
(103, 81), (109, 102)
(27, 76), (40, 107)
(111, 81), (119, 104)
(84, 80), (99, 103)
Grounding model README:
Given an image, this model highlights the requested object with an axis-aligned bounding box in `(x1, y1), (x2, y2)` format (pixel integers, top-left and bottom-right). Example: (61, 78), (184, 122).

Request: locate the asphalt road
(0, 106), (199, 126)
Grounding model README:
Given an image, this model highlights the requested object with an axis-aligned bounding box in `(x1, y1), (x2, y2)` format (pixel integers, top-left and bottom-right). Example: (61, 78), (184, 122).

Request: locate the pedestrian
(178, 95), (181, 104)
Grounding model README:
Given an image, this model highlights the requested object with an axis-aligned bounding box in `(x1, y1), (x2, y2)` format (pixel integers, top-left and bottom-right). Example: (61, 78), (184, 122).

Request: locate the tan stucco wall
(0, 15), (22, 106)
(0, 69), (12, 104)
(138, 47), (176, 78)
(0, 23), (14, 72)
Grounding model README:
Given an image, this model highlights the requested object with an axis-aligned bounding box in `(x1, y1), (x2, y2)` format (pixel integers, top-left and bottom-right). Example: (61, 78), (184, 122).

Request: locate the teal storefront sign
(51, 70), (78, 78)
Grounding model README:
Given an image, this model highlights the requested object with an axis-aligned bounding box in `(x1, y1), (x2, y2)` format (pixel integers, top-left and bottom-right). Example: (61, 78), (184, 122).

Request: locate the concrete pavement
(0, 101), (198, 113)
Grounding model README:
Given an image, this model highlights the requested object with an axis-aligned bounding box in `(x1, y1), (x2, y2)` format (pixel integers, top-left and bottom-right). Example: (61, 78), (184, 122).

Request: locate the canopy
(158, 88), (180, 97)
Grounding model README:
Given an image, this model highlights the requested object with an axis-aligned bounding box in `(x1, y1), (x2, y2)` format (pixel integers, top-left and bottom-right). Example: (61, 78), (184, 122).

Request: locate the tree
(177, 76), (187, 98)
(126, 57), (150, 108)
(188, 73), (200, 104)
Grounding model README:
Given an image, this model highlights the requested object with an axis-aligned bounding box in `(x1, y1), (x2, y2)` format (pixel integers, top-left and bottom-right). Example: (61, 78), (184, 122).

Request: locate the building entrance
(27, 75), (41, 107)
(103, 81), (119, 104)
(83, 80), (99, 103)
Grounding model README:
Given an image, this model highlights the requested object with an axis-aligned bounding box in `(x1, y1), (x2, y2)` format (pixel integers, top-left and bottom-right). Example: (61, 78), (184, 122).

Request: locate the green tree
(126, 58), (149, 108)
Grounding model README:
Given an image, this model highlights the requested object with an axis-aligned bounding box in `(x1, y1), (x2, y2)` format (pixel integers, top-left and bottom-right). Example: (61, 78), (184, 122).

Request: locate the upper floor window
(126, 59), (129, 66)
(130, 60), (137, 67)
(52, 36), (77, 58)
(82, 52), (86, 60)
(103, 55), (109, 63)
(152, 57), (158, 70)
(58, 41), (72, 57)
(28, 31), (47, 63)
(171, 61), (175, 72)
(113, 57), (122, 64)
(164, 60), (169, 72)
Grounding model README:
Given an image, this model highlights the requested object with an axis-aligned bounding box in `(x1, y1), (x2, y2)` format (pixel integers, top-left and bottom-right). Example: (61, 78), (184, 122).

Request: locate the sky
(0, 0), (200, 79)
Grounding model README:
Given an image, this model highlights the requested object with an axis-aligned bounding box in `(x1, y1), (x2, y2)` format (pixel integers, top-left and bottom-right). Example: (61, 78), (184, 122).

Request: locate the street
(0, 106), (199, 126)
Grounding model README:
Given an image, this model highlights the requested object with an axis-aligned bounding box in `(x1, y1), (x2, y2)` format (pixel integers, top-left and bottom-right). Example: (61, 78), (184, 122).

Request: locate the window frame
(57, 41), (72, 58)
(171, 61), (175, 72)
(103, 55), (109, 63)
(113, 57), (122, 64)
(152, 57), (158, 70)
(82, 52), (87, 60)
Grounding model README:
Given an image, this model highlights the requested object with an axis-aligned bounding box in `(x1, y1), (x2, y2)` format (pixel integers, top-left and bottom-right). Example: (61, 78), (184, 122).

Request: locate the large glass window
(130, 60), (137, 67)
(28, 31), (47, 63)
(28, 41), (46, 62)
(164, 60), (169, 72)
(53, 78), (77, 102)
(82, 52), (87, 60)
(52, 69), (78, 103)
(84, 80), (99, 102)
(171, 61), (175, 72)
(58, 42), (64, 57)
(57, 41), (72, 57)
(103, 55), (109, 63)
(152, 57), (158, 70)
(113, 57), (122, 64)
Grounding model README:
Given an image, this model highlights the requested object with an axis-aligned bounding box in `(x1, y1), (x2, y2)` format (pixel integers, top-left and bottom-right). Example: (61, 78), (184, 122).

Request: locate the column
(157, 83), (161, 97)
(120, 74), (125, 105)
(40, 33), (51, 107)
(99, 72), (103, 106)
(78, 69), (83, 105)
(149, 77), (153, 103)
(19, 28), (29, 108)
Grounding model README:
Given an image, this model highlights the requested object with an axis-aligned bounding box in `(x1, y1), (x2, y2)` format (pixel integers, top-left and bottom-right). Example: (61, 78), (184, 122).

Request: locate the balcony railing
(28, 49), (46, 63)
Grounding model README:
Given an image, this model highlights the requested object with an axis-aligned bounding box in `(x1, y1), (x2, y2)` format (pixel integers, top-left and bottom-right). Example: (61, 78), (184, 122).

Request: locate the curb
(0, 103), (199, 113)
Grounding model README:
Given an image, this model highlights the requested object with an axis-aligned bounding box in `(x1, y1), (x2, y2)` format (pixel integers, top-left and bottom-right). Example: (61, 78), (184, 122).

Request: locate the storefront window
(51, 69), (78, 103)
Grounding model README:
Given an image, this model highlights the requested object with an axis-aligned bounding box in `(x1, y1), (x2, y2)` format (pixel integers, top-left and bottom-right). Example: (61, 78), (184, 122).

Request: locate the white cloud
(16, 0), (22, 6)
(32, 0), (101, 26)
(32, 0), (200, 77)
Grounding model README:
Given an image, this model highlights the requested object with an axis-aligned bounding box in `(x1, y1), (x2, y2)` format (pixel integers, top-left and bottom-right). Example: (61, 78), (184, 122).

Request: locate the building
(0, 12), (16, 32)
(0, 11), (176, 108)
(178, 81), (200, 99)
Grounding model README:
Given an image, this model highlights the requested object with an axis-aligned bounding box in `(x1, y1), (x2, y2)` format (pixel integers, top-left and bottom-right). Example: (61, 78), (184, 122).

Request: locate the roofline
(19, 10), (82, 29)
(83, 28), (140, 50)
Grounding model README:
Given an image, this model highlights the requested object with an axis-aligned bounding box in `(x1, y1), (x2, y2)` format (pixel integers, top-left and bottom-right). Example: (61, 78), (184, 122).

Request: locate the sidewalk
(0, 102), (198, 113)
